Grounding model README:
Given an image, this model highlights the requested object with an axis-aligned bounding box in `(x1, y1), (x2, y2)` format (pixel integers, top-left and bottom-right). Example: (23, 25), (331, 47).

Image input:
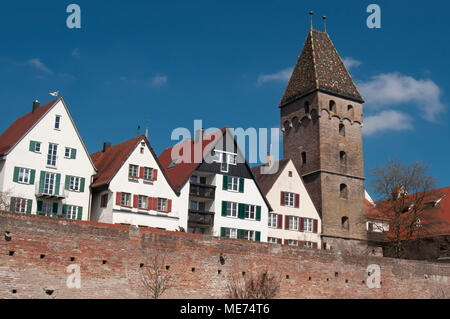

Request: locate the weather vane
(323, 16), (327, 33)
(309, 11), (314, 30)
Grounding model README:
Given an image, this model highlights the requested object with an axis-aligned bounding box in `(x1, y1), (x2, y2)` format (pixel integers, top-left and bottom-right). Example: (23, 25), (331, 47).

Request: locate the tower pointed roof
(279, 29), (364, 107)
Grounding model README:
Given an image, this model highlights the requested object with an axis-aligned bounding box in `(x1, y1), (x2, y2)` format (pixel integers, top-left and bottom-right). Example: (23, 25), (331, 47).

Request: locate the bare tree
(369, 160), (445, 258)
(0, 190), (11, 212)
(227, 270), (282, 299)
(140, 249), (173, 299)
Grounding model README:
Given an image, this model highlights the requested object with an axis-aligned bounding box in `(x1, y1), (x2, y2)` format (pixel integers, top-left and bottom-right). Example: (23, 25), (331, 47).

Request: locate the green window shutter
(221, 201), (228, 217)
(71, 148), (77, 159)
(29, 170), (36, 185)
(77, 207), (83, 220)
(39, 171), (46, 193)
(222, 175), (228, 190)
(13, 167), (19, 183)
(239, 178), (245, 193)
(26, 200), (32, 215)
(238, 229), (245, 239)
(255, 231), (261, 242)
(80, 178), (85, 192)
(55, 173), (61, 195)
(62, 204), (68, 217)
(221, 227), (227, 238)
(29, 141), (36, 152)
(37, 200), (43, 212)
(238, 204), (245, 219)
(52, 203), (58, 216)
(9, 197), (16, 212)
(256, 206), (261, 221)
(65, 175), (71, 190)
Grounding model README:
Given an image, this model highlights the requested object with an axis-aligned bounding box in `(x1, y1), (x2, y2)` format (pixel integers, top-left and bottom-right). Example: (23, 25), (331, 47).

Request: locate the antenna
(137, 125), (141, 136)
(145, 117), (150, 138)
(309, 11), (314, 30)
(322, 16), (327, 33)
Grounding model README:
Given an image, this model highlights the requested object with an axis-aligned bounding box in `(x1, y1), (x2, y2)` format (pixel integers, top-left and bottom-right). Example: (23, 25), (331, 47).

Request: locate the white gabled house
(0, 98), (96, 220)
(90, 135), (182, 230)
(252, 158), (322, 248)
(158, 128), (272, 242)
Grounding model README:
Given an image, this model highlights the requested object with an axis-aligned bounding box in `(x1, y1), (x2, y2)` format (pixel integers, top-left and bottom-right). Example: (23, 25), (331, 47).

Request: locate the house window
(225, 228), (238, 239)
(304, 218), (313, 233)
(13, 198), (27, 214)
(65, 148), (70, 158)
(47, 143), (58, 167)
(229, 154), (237, 165)
(31, 141), (41, 153)
(268, 213), (277, 228)
(340, 184), (348, 199)
(227, 176), (239, 192)
(190, 200), (199, 210)
(121, 193), (131, 207)
(66, 205), (78, 220)
(138, 195), (148, 209)
(42, 201), (53, 216)
(339, 124), (345, 137)
(18, 168), (31, 184)
(301, 152), (307, 165)
(289, 216), (299, 231)
(244, 230), (255, 241)
(43, 172), (56, 195)
(288, 240), (298, 246)
(100, 194), (108, 208)
(226, 202), (238, 218)
(64, 147), (76, 159)
(304, 241), (313, 248)
(368, 222), (374, 232)
(342, 216), (349, 230)
(143, 167), (153, 180)
(288, 171), (293, 177)
(69, 176), (81, 191)
(285, 192), (295, 207)
(245, 205), (256, 220)
(215, 151), (237, 173)
(268, 237), (277, 244)
(55, 115), (61, 129)
(129, 165), (139, 178)
(220, 153), (228, 173)
(157, 198), (167, 212)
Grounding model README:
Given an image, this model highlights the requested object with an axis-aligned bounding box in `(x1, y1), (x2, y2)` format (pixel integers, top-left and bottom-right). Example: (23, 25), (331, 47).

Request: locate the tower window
(340, 184), (348, 199)
(301, 152), (307, 165)
(342, 216), (349, 230)
(339, 124), (345, 136)
(283, 120), (290, 133)
(340, 151), (347, 165)
(305, 102), (310, 114)
(348, 105), (354, 119)
(329, 100), (336, 113)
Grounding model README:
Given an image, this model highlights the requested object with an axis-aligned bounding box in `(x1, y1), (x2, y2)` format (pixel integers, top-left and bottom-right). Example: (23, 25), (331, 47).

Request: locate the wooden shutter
(153, 198), (158, 211)
(26, 200), (32, 215)
(238, 204), (245, 219)
(239, 178), (245, 193)
(139, 167), (144, 179)
(55, 173), (61, 195)
(313, 242), (318, 249)
(280, 191), (285, 206)
(299, 218), (305, 232)
(13, 167), (19, 183)
(65, 176), (70, 190)
(313, 219), (318, 233)
(284, 239), (289, 245)
(277, 214), (283, 229)
(148, 197), (154, 210)
(221, 227), (227, 238)
(277, 238), (282, 244)
(39, 171), (45, 194)
(255, 231), (261, 242)
(80, 178), (85, 192)
(116, 192), (122, 206)
(152, 169), (158, 181)
(167, 200), (172, 213)
(238, 229), (245, 239)
(294, 194), (300, 208)
(9, 197), (16, 212)
(52, 203), (58, 216)
(256, 206), (261, 221)
(222, 175), (228, 190)
(133, 195), (139, 208)
(29, 141), (36, 152)
(221, 201), (227, 216)
(285, 215), (290, 230)
(37, 200), (43, 212)
(29, 170), (36, 185)
(77, 207), (83, 220)
(63, 205), (68, 216)
(70, 148), (77, 159)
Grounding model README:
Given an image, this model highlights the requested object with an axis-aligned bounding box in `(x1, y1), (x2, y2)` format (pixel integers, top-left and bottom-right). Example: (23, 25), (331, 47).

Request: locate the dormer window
(55, 115), (61, 130)
(128, 164), (139, 178)
(214, 150), (237, 173)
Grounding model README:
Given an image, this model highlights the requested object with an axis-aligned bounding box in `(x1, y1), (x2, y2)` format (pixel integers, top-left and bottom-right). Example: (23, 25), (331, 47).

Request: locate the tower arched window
(329, 100), (336, 113)
(341, 216), (349, 230)
(340, 151), (347, 165)
(339, 123), (345, 136)
(340, 184), (348, 199)
(304, 102), (310, 114)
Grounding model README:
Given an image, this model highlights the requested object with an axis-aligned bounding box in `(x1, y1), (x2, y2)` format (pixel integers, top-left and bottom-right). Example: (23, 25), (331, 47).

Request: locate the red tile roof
(158, 128), (226, 191)
(251, 159), (290, 195)
(91, 135), (178, 194)
(0, 98), (60, 155)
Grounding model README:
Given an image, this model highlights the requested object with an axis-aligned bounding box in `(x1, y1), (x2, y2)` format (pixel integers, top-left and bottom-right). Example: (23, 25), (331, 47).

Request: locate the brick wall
(0, 212), (449, 299)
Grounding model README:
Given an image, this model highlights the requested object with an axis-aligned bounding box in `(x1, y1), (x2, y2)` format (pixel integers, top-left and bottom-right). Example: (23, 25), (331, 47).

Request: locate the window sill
(15, 181), (32, 186)
(46, 166), (57, 170)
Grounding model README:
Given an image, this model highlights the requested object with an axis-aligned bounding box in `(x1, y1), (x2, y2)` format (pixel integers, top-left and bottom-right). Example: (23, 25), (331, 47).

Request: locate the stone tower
(280, 29), (367, 253)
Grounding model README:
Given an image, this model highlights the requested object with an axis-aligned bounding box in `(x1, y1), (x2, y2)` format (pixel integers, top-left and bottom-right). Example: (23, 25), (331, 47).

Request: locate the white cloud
(72, 48), (80, 57)
(359, 72), (444, 121)
(257, 67), (292, 86)
(342, 57), (361, 70)
(27, 58), (52, 74)
(150, 74), (168, 88)
(363, 110), (413, 136)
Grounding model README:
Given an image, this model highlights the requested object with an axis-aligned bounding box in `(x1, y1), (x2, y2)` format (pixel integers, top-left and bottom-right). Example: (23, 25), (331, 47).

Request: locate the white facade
(0, 99), (96, 220)
(262, 160), (321, 248)
(90, 137), (183, 230)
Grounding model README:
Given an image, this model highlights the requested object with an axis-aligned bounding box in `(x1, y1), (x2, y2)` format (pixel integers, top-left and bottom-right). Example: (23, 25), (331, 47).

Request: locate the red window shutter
(167, 199), (172, 213)
(148, 197), (153, 210)
(153, 169), (158, 181)
(101, 195), (105, 207)
(280, 192), (285, 206)
(313, 242), (318, 249)
(299, 218), (305, 232)
(313, 219), (318, 233)
(133, 195), (138, 208)
(139, 167), (144, 179)
(277, 214), (283, 229)
(116, 192), (122, 206)
(295, 194), (300, 208)
(285, 215), (290, 230)
(153, 198), (158, 211)
(277, 238), (282, 244)
(284, 239), (289, 245)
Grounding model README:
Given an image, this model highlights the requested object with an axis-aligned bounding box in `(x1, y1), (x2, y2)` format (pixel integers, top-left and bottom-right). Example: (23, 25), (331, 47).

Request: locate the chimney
(32, 100), (40, 113)
(194, 129), (205, 144)
(103, 142), (111, 152)
(265, 144), (274, 168)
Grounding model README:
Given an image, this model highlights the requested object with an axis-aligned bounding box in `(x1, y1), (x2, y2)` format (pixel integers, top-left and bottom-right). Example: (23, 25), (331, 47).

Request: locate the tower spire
(309, 11), (314, 30)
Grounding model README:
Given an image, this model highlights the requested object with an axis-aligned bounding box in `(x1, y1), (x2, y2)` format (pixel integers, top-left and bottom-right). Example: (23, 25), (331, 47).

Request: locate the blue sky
(0, 0), (449, 188)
